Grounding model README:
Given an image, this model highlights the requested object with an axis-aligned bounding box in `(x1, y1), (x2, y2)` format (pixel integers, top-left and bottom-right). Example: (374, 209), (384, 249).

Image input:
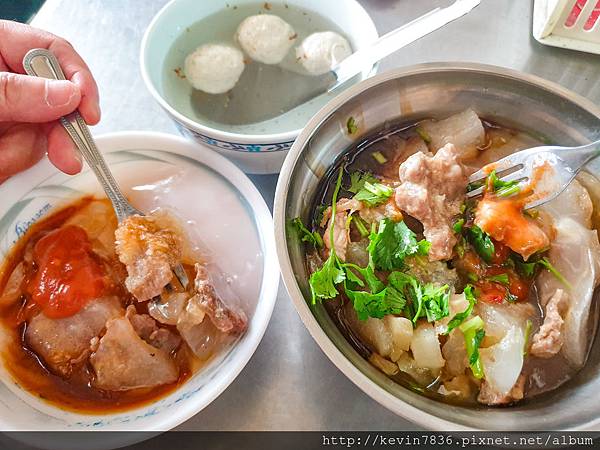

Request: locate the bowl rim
(0, 131), (279, 433)
(274, 62), (600, 431)
(139, 0), (379, 144)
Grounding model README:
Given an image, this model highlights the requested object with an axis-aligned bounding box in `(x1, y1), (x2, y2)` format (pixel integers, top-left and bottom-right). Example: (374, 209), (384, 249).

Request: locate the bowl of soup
(0, 132), (278, 441)
(274, 63), (600, 430)
(140, 0), (378, 174)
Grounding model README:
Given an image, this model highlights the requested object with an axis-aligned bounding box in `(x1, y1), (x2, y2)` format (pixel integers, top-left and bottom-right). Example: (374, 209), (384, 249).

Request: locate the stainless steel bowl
(274, 63), (600, 431)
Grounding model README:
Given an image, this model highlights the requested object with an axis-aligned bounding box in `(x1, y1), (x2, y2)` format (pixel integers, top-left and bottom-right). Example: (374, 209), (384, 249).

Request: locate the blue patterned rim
(174, 121), (295, 153)
(0, 148), (256, 428)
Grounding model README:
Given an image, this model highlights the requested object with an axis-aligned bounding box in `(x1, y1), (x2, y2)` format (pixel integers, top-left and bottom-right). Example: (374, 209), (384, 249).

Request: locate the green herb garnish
(346, 283), (406, 321)
(523, 319), (533, 356)
(368, 219), (430, 271)
(387, 272), (450, 324)
(466, 225), (495, 263)
(538, 257), (572, 289)
(486, 170), (521, 197)
(290, 217), (323, 248)
(445, 284), (476, 335)
(354, 182), (394, 207)
(415, 126), (431, 144)
(348, 171), (378, 194)
(453, 218), (465, 234)
(346, 116), (358, 134)
(486, 273), (510, 285)
(308, 167), (346, 303)
(459, 315), (486, 379)
(371, 151), (387, 164)
(352, 214), (369, 237)
(514, 255), (571, 289)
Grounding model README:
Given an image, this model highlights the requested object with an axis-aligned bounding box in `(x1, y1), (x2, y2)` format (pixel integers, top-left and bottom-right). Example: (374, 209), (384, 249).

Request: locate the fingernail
(44, 80), (78, 108)
(72, 149), (83, 169)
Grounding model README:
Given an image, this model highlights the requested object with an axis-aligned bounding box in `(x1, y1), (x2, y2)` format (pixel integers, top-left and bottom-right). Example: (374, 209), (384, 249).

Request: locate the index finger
(0, 20), (100, 125)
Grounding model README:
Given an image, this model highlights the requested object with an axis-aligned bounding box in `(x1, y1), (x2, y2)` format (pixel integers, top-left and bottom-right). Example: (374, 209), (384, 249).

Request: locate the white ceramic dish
(0, 132), (278, 443)
(140, 0), (379, 174)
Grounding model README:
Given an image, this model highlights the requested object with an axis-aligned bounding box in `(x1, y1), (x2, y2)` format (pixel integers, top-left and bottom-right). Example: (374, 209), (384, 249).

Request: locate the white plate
(0, 132), (278, 445)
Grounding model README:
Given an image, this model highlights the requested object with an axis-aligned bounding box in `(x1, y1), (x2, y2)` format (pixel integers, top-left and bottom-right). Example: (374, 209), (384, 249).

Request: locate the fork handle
(564, 139), (600, 170)
(22, 49), (140, 222)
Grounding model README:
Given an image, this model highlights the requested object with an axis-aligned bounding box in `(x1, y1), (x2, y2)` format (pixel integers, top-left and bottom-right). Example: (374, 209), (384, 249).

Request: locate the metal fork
(466, 139), (600, 209)
(22, 48), (189, 290)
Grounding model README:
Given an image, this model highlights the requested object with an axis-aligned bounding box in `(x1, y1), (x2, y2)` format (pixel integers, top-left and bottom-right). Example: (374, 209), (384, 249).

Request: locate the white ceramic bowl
(140, 0), (378, 174)
(0, 132), (278, 443)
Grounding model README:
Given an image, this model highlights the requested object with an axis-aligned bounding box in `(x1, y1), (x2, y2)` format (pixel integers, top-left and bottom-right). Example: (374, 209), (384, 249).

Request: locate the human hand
(0, 20), (100, 182)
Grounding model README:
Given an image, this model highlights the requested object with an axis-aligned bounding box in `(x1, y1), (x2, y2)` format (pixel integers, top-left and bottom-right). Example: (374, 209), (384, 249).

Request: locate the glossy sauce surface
(0, 197), (192, 413)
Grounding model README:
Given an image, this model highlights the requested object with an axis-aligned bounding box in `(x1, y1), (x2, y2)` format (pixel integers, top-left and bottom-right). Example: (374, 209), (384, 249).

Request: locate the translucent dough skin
(184, 44), (245, 94)
(296, 31), (352, 76)
(236, 14), (296, 64)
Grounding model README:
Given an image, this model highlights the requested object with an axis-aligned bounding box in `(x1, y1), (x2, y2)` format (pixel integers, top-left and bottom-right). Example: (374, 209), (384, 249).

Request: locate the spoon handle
(22, 48), (140, 221)
(331, 0), (481, 90)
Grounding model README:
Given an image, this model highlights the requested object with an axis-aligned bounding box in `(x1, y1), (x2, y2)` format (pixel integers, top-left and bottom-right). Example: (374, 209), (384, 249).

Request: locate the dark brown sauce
(0, 196), (193, 413)
(307, 117), (600, 407)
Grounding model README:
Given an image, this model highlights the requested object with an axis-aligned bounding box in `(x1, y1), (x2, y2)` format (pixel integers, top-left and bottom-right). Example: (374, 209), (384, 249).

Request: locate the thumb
(0, 72), (81, 122)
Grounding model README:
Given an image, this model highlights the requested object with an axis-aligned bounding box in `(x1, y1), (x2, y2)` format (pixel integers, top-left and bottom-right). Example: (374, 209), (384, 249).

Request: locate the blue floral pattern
(174, 122), (294, 153)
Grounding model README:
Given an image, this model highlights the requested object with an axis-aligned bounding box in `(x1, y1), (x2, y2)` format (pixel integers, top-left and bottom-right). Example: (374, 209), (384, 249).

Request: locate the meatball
(184, 43), (245, 94)
(235, 14), (296, 64)
(296, 31), (352, 75)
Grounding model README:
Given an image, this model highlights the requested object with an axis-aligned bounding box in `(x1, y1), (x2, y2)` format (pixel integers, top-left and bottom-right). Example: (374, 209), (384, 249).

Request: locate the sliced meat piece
(382, 135), (431, 180)
(358, 198), (403, 224)
(90, 314), (178, 391)
(25, 296), (123, 377)
(530, 289), (567, 358)
(323, 211), (350, 261)
(319, 198), (362, 228)
(394, 143), (467, 261)
(478, 374), (525, 406)
(321, 197), (402, 232)
(192, 264), (248, 335)
(0, 262), (25, 307)
(126, 306), (181, 354)
(114, 214), (182, 301)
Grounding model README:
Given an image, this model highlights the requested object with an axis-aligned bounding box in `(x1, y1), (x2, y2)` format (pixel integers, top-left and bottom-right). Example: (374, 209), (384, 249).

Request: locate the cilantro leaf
(346, 285), (406, 321)
(308, 256), (345, 303)
(308, 166), (346, 303)
(422, 283), (450, 322)
(368, 219), (430, 271)
(445, 284), (476, 335)
(513, 255), (571, 289)
(459, 315), (486, 379)
(453, 218), (465, 233)
(486, 273), (509, 285)
(348, 171), (378, 194)
(387, 272), (449, 324)
(354, 182), (394, 207)
(466, 225), (495, 263)
(486, 170), (521, 197)
(290, 217), (323, 248)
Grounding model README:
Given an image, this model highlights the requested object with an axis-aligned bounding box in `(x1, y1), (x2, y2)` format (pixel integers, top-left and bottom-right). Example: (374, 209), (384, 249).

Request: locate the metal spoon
(290, 0), (481, 108)
(22, 48), (189, 290)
